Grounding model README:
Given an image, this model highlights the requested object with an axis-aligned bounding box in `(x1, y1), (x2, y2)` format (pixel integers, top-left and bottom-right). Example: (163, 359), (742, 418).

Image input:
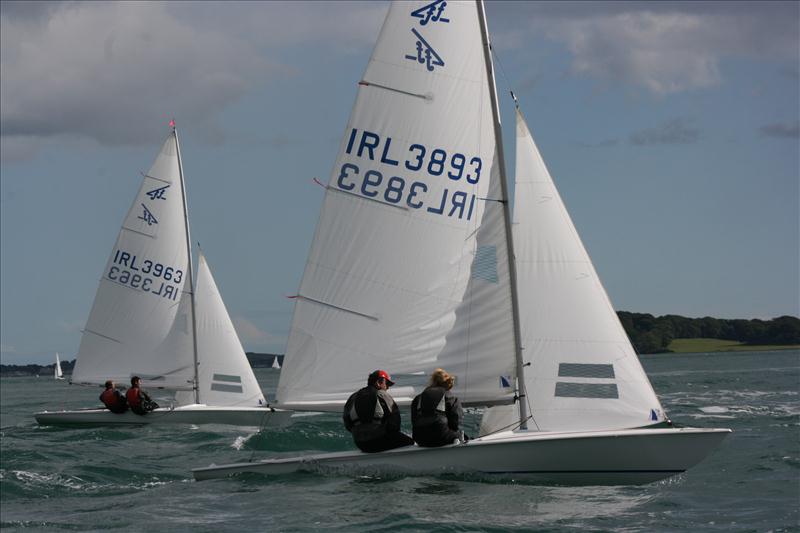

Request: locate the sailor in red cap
(343, 370), (414, 453)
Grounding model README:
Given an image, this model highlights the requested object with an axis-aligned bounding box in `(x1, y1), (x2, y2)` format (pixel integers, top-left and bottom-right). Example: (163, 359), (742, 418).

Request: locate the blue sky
(2, 1), (798, 364)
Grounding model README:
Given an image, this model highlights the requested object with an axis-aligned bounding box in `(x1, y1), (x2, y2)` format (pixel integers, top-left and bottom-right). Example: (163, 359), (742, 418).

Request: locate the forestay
(277, 0), (516, 410)
(174, 254), (266, 407)
(71, 133), (194, 390)
(480, 109), (665, 435)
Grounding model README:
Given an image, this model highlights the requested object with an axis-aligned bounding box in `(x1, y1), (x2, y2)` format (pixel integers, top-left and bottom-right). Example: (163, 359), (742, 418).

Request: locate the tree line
(2, 316), (799, 375)
(617, 312), (800, 354)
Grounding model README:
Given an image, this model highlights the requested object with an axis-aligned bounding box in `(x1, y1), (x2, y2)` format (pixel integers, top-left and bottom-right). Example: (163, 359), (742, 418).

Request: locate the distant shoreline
(0, 352), (283, 378)
(2, 345), (797, 377)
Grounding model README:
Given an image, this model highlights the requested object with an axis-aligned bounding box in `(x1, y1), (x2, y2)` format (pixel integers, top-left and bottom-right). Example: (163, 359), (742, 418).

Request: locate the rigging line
(480, 413), (534, 438)
(490, 45), (515, 103)
(519, 359), (541, 431)
(251, 407), (277, 463)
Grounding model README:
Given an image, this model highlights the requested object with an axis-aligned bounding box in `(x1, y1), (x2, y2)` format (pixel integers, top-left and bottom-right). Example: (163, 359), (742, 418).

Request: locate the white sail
(272, 357), (281, 370)
(71, 132), (194, 390)
(54, 353), (63, 380)
(277, 0), (516, 410)
(480, 109), (665, 435)
(175, 254), (265, 407)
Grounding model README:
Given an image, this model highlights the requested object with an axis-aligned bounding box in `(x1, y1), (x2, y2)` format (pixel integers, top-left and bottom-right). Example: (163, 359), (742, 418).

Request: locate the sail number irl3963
(107, 249), (183, 301)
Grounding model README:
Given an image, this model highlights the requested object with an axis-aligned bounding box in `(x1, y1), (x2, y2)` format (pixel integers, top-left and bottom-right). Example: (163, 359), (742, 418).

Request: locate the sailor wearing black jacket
(343, 370), (414, 453)
(411, 368), (463, 447)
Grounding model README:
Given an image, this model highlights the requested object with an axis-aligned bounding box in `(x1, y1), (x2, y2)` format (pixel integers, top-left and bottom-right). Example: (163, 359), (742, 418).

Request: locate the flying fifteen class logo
(146, 184), (169, 200)
(405, 0), (450, 72)
(405, 29), (445, 72)
(138, 203), (158, 226)
(411, 0), (450, 25)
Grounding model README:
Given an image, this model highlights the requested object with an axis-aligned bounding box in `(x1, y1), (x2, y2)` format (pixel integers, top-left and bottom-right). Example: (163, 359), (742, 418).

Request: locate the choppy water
(1, 351), (798, 532)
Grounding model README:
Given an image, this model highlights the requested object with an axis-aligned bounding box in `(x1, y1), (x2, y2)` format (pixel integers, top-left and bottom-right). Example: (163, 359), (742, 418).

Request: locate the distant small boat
(54, 353), (64, 380)
(271, 357), (281, 370)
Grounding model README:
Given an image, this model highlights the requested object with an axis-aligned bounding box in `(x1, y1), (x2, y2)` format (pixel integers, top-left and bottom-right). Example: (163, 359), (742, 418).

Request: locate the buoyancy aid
(100, 389), (127, 413)
(126, 386), (142, 409)
(345, 387), (392, 442)
(412, 386), (448, 428)
(411, 385), (462, 447)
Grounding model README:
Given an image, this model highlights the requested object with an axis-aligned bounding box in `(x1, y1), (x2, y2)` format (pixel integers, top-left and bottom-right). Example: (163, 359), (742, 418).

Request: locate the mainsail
(277, 0), (517, 410)
(480, 109), (666, 435)
(71, 132), (195, 390)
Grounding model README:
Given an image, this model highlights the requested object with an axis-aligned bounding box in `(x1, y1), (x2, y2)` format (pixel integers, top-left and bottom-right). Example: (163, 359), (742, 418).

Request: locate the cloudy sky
(2, 1), (798, 364)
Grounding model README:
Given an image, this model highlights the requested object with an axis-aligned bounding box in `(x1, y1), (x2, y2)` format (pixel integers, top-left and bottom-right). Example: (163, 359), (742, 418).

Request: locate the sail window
(212, 374), (242, 383)
(558, 363), (615, 379)
(555, 382), (619, 399)
(471, 245), (498, 283)
(210, 383), (244, 394)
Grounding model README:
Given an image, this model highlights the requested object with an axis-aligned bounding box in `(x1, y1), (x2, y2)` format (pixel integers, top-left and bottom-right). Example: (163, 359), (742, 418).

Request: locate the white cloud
(489, 1), (799, 95)
(0, 1), (387, 149)
(558, 12), (721, 94)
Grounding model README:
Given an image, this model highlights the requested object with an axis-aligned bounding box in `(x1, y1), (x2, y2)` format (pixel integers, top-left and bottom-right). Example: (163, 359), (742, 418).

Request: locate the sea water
(1, 350), (798, 532)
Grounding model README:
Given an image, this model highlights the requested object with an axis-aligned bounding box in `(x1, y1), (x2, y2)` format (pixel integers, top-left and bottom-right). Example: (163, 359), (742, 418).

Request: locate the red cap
(368, 369), (395, 387)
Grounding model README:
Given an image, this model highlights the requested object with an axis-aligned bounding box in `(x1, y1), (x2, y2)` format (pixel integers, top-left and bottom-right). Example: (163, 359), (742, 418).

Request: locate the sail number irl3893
(335, 128), (484, 221)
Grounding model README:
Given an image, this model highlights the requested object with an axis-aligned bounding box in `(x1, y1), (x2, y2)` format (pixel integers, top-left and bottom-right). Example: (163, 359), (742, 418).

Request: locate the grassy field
(667, 338), (800, 353)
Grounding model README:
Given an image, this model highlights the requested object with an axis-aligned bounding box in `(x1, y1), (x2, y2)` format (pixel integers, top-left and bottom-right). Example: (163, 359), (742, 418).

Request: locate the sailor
(99, 380), (128, 413)
(343, 369), (414, 453)
(411, 368), (464, 447)
(126, 376), (159, 415)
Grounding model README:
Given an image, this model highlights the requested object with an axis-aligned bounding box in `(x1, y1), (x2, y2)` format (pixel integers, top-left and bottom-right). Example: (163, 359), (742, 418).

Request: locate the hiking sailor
(411, 368), (465, 447)
(126, 376), (159, 415)
(343, 369), (414, 453)
(99, 380), (128, 413)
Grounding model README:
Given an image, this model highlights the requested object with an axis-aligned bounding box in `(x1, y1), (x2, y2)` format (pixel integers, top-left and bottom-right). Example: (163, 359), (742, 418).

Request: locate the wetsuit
(99, 389), (128, 413)
(343, 386), (414, 453)
(411, 385), (462, 447)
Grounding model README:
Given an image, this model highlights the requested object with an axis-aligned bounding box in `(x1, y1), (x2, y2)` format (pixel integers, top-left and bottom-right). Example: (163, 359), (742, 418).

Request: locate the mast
(476, 0), (528, 429)
(173, 125), (200, 404)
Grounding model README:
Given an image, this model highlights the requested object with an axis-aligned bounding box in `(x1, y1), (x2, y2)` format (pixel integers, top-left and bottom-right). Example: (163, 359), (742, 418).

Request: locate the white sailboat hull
(35, 404), (293, 428)
(193, 427), (730, 485)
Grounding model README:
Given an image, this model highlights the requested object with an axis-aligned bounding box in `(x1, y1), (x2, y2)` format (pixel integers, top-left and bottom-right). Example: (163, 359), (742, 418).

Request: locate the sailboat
(271, 356), (281, 370)
(54, 353), (64, 380)
(35, 127), (291, 427)
(194, 0), (729, 483)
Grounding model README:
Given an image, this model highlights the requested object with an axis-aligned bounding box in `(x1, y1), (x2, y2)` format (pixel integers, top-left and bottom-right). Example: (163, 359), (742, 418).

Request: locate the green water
(1, 351), (798, 531)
